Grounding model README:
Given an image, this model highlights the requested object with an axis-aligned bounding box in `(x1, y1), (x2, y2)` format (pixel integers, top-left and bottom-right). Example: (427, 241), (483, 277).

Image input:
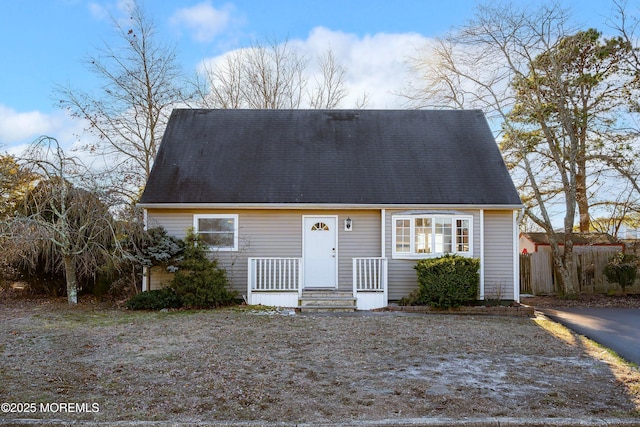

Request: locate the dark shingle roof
(139, 109), (522, 206)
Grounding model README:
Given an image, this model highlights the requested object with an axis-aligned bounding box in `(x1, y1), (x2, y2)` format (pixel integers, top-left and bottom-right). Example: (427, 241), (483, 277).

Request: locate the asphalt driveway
(539, 307), (640, 365)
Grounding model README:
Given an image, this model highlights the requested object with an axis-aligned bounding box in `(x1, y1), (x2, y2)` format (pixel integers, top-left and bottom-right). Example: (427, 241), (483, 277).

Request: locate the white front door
(303, 216), (337, 288)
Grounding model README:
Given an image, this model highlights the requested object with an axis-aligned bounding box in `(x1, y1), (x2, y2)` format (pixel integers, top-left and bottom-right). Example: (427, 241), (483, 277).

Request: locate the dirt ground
(522, 293), (640, 308)
(1, 295), (640, 426)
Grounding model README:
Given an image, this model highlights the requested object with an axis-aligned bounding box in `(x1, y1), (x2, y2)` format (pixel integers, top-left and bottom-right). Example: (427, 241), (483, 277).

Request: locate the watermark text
(1, 402), (100, 414)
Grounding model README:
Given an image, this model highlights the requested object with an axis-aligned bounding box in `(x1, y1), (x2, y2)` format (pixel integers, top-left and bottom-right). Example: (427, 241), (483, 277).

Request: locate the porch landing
(299, 290), (356, 313)
(247, 256), (387, 310)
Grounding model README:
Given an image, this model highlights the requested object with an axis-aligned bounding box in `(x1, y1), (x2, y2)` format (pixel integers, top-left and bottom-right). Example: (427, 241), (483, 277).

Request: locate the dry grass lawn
(1, 297), (639, 426)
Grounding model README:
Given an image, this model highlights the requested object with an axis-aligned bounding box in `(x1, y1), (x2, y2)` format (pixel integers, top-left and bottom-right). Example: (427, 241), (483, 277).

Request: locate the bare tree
(57, 0), (187, 201)
(405, 3), (639, 294)
(309, 49), (348, 109)
(405, 4), (572, 121)
(590, 184), (640, 236)
(195, 53), (244, 109)
(1, 137), (115, 304)
(243, 38), (308, 109)
(607, 0), (640, 200)
(355, 91), (371, 109)
(195, 38), (348, 109)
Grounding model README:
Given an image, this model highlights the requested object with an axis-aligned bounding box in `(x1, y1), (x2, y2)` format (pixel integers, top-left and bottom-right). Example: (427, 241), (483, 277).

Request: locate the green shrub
(398, 289), (422, 306)
(125, 288), (183, 310)
(412, 254), (480, 308)
(167, 229), (238, 309)
(604, 253), (638, 294)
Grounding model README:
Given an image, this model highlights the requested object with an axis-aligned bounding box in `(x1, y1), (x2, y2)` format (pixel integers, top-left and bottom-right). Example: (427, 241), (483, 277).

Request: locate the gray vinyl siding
(337, 211), (382, 289)
(384, 209), (481, 301)
(483, 210), (516, 300)
(145, 211), (191, 290)
(147, 266), (175, 289)
(145, 211), (192, 239)
(146, 209), (380, 294)
(146, 207), (517, 301)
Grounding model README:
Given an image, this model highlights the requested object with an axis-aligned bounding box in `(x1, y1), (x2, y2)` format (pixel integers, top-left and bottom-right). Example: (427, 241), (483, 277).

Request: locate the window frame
(391, 214), (473, 259)
(193, 214), (239, 251)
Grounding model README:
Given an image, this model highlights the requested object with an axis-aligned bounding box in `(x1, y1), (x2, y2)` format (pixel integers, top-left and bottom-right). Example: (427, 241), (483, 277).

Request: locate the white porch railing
(247, 256), (387, 310)
(352, 257), (388, 310)
(247, 257), (302, 307)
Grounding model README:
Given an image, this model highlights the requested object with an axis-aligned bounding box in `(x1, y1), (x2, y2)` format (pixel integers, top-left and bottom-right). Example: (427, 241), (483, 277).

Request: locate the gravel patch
(0, 299), (639, 425)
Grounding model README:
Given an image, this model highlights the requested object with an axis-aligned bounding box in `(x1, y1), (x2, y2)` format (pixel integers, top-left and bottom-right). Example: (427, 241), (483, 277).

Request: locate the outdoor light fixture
(344, 217), (353, 231)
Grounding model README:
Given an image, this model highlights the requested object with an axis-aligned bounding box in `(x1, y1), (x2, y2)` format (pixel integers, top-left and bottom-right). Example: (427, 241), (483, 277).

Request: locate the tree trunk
(576, 170), (590, 232)
(63, 254), (78, 305)
(557, 253), (578, 295)
(549, 236), (578, 295)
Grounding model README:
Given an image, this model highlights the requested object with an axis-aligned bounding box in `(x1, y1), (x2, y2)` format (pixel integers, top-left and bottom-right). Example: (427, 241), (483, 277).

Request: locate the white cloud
(88, 2), (108, 20)
(0, 106), (89, 156)
(170, 1), (234, 43)
(88, 0), (134, 21)
(303, 27), (431, 108)
(0, 107), (52, 144)
(198, 27), (433, 109)
(1, 28), (431, 156)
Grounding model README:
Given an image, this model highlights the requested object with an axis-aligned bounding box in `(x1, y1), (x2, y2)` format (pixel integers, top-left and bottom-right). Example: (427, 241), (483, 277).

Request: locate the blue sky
(0, 0), (623, 153)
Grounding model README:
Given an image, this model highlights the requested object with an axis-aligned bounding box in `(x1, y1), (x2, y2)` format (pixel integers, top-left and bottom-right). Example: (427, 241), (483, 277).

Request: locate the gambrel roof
(139, 109), (522, 206)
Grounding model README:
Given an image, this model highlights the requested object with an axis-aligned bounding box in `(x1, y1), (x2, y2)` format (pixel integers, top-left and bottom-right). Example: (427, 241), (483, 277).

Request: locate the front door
(303, 216), (337, 288)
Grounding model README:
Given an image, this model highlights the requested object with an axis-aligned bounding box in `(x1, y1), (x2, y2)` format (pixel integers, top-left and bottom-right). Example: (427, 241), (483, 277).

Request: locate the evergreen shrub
(407, 254), (480, 308)
(167, 229), (238, 309)
(604, 253), (638, 294)
(125, 288), (183, 310)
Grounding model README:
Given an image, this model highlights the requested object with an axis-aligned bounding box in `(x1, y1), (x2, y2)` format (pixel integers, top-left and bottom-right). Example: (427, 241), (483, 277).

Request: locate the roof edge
(139, 203), (524, 210)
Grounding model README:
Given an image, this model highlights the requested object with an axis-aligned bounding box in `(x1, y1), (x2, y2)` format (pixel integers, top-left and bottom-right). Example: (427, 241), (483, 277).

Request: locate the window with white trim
(193, 214), (238, 251)
(392, 215), (472, 258)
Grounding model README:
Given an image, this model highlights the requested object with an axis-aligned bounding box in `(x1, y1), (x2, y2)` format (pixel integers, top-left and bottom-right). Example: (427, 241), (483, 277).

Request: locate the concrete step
(299, 290), (356, 312)
(301, 290), (353, 298)
(299, 297), (356, 307)
(299, 305), (356, 313)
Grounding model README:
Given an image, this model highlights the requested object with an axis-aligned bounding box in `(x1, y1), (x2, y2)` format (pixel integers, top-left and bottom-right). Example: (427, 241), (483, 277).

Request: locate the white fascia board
(138, 203), (523, 210)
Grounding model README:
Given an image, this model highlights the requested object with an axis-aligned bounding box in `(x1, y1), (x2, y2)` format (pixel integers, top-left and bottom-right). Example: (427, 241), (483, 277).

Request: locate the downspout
(479, 209), (484, 300)
(381, 209), (387, 306)
(381, 209), (386, 258)
(514, 208), (525, 302)
(142, 208), (149, 292)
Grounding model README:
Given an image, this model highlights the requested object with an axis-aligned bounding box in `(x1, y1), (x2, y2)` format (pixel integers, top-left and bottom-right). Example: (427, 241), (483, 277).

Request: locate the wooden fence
(520, 252), (554, 294)
(520, 247), (639, 295)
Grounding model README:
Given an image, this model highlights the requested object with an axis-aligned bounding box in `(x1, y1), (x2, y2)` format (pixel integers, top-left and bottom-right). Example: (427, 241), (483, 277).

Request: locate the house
(519, 232), (624, 254)
(138, 109), (523, 310)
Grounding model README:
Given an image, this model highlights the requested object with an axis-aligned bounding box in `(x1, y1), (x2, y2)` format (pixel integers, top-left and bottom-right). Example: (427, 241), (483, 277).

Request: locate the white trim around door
(302, 215), (338, 289)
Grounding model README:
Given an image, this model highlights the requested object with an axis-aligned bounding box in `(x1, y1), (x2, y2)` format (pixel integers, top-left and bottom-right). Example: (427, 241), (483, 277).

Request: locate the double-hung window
(392, 214), (472, 258)
(193, 214), (238, 251)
